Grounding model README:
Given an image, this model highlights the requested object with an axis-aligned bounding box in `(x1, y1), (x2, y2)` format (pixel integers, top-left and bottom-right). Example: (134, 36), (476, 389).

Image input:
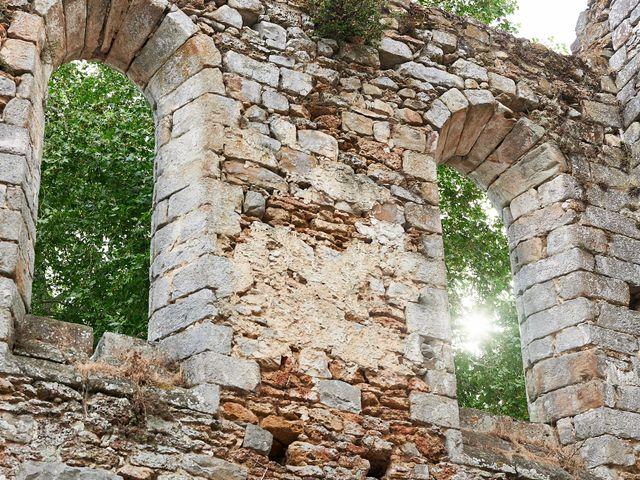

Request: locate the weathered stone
(298, 348), (331, 378)
(0, 39), (38, 74)
(318, 380), (362, 413)
(298, 130), (339, 160)
(7, 12), (45, 48)
(173, 94), (242, 136)
(378, 37), (412, 68)
(243, 424), (274, 455)
(521, 298), (597, 345)
(410, 392), (460, 428)
(243, 191), (266, 218)
(63, 0), (86, 60)
(183, 351), (261, 390)
(128, 10), (198, 86)
(210, 5), (243, 28)
(405, 302), (451, 340)
(530, 381), (605, 423)
(392, 124), (426, 152)
(456, 89), (495, 156)
(528, 350), (603, 400)
(580, 435), (635, 468)
(280, 68), (313, 96)
(228, 0), (264, 25)
(225, 51), (280, 88)
(397, 63), (464, 89)
(33, 0), (66, 65)
(224, 160), (289, 192)
(451, 59), (488, 82)
(16, 462), (123, 479)
(160, 322), (233, 361)
(182, 455), (248, 480)
(14, 315), (92, 363)
(255, 21), (287, 50)
(574, 407), (640, 441)
(583, 100), (622, 128)
(146, 35), (222, 102)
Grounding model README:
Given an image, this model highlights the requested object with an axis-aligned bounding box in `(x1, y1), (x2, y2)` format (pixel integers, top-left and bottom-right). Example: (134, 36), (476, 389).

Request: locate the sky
(509, 0), (588, 49)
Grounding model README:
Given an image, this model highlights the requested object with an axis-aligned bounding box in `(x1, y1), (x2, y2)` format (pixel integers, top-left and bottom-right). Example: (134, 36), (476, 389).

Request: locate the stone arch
(0, 0), (227, 349)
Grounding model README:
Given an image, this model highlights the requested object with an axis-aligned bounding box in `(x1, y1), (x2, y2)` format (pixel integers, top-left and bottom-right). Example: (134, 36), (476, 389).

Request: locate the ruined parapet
(0, 0), (639, 478)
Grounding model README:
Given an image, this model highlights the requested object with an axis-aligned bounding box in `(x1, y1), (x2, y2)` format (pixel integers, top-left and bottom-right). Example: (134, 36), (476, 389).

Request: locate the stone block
(182, 351), (261, 391)
(33, 0), (67, 65)
(617, 385), (640, 412)
(528, 350), (603, 401)
(405, 302), (451, 341)
(243, 424), (273, 455)
(409, 392), (460, 428)
(81, 0), (109, 58)
(514, 248), (594, 294)
(530, 381), (605, 423)
(157, 382), (220, 415)
(425, 370), (457, 398)
(398, 62), (464, 89)
(521, 297), (597, 346)
(488, 72), (516, 96)
(557, 271), (629, 305)
(146, 34), (221, 103)
(228, 0), (264, 25)
(596, 255), (640, 284)
(262, 89), (289, 112)
(424, 99), (451, 129)
(182, 454), (247, 480)
(160, 322), (233, 361)
(462, 102), (516, 173)
(405, 203), (441, 233)
(172, 94), (241, 136)
(402, 151), (436, 181)
(392, 124), (426, 152)
(128, 10), (198, 86)
(547, 224), (608, 256)
(0, 39), (38, 74)
(298, 348), (331, 378)
(298, 130), (338, 160)
(378, 37), (412, 68)
(224, 51), (280, 88)
(92, 331), (154, 364)
(171, 254), (237, 301)
(63, 0), (87, 60)
(451, 59), (488, 82)
(574, 407), (640, 441)
(157, 68), (226, 119)
(16, 462), (123, 479)
(14, 315), (93, 363)
(342, 111), (374, 136)
(255, 21), (287, 49)
(148, 289), (219, 341)
(456, 89), (495, 157)
(223, 160), (288, 192)
(598, 304), (640, 336)
(489, 143), (567, 209)
(582, 100), (622, 128)
(210, 5), (243, 29)
(580, 435), (635, 468)
(438, 88), (468, 162)
(318, 379), (362, 413)
(225, 73), (262, 103)
(7, 12), (46, 49)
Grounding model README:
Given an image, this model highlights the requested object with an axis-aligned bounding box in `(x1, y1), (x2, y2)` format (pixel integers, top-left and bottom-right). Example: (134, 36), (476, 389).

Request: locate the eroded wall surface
(0, 0), (639, 478)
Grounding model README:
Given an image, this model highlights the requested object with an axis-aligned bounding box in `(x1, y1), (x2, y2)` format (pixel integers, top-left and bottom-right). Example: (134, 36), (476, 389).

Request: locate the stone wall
(0, 0), (639, 478)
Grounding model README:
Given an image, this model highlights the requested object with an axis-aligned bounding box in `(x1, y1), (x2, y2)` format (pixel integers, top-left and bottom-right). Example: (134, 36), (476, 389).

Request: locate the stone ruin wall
(0, 0), (639, 478)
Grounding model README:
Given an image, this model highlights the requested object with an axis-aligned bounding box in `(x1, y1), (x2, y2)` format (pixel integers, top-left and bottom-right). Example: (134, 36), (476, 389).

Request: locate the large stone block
(182, 454), (247, 480)
(298, 130), (339, 160)
(16, 462), (123, 479)
(148, 288), (219, 341)
(397, 62), (464, 89)
(146, 34), (222, 103)
(521, 298), (597, 346)
(557, 271), (629, 305)
(33, 0), (67, 65)
(172, 94), (241, 136)
(63, 0), (87, 60)
(318, 379), (362, 413)
(0, 39), (38, 74)
(170, 254), (237, 301)
(106, 0), (168, 71)
(574, 407), (640, 440)
(128, 10), (198, 86)
(410, 392), (460, 428)
(81, 0), (109, 58)
(530, 381), (605, 423)
(160, 322), (233, 361)
(14, 315), (93, 364)
(514, 248), (594, 294)
(224, 51), (280, 87)
(455, 89), (495, 157)
(580, 435), (635, 468)
(378, 37), (412, 68)
(182, 351), (261, 391)
(488, 143), (566, 209)
(7, 12), (46, 49)
(243, 424), (274, 455)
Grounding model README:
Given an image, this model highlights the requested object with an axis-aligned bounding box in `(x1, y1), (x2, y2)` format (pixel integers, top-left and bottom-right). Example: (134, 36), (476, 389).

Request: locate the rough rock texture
(0, 0), (639, 478)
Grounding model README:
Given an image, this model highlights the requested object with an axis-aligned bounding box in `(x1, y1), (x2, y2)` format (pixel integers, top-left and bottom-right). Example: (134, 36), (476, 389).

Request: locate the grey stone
(128, 10), (198, 86)
(424, 99), (451, 129)
(405, 302), (451, 341)
(225, 51), (280, 87)
(210, 5), (243, 29)
(514, 248), (594, 294)
(243, 191), (266, 218)
(280, 68), (313, 96)
(397, 62), (464, 89)
(16, 462), (123, 479)
(182, 455), (248, 480)
(410, 392), (460, 428)
(451, 59), (488, 82)
(298, 130), (339, 160)
(378, 37), (413, 68)
(149, 289), (219, 341)
(243, 424), (274, 455)
(431, 30), (457, 53)
(0, 76), (16, 96)
(456, 89), (495, 157)
(33, 0), (66, 65)
(298, 348), (331, 378)
(574, 408), (640, 441)
(583, 100), (622, 128)
(488, 72), (516, 96)
(63, 0), (86, 60)
(318, 380), (362, 413)
(255, 21), (287, 50)
(160, 322), (233, 361)
(182, 351), (261, 391)
(262, 89), (290, 112)
(580, 435), (636, 468)
(521, 298), (597, 346)
(228, 0), (264, 25)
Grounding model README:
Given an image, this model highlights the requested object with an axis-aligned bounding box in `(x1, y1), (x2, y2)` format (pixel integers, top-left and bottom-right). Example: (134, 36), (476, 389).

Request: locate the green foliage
(418, 0), (518, 32)
(31, 62), (155, 341)
(306, 0), (385, 45)
(438, 166), (528, 420)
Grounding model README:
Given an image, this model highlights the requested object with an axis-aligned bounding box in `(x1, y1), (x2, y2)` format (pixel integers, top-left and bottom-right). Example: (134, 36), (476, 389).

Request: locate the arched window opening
(438, 165), (528, 420)
(30, 61), (155, 341)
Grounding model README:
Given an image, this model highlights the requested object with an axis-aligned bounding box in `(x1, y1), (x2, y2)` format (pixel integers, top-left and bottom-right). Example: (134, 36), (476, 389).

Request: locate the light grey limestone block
(318, 379), (362, 413)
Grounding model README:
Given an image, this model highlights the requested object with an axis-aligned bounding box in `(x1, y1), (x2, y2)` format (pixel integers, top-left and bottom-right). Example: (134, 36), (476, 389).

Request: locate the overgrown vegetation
(419, 0), (518, 32)
(32, 62), (154, 341)
(306, 0), (384, 45)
